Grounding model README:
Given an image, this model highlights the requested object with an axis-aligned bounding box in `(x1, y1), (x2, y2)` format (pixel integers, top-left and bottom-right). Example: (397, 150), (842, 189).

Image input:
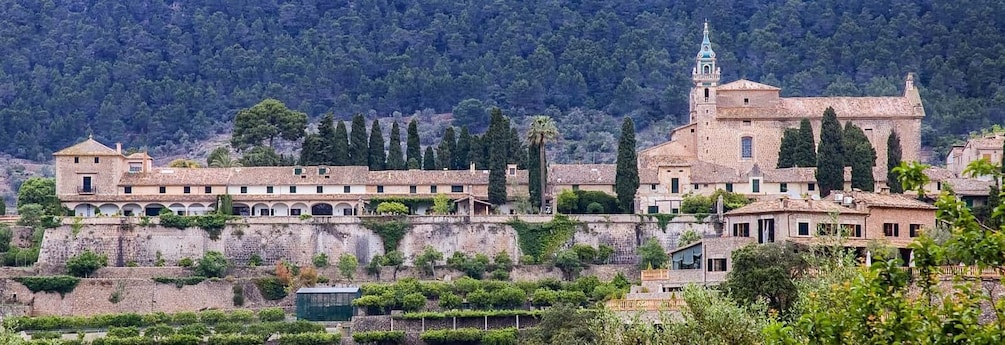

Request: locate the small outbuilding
(295, 287), (361, 321)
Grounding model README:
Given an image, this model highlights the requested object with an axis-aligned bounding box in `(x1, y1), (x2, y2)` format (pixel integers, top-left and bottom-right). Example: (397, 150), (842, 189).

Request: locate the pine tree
(422, 146), (436, 170)
(406, 119), (421, 168)
(349, 114), (368, 166)
(368, 119), (386, 171)
(299, 133), (323, 165)
(850, 142), (876, 191)
(615, 117), (639, 213)
(815, 107), (845, 196)
(437, 127), (456, 170)
(776, 128), (799, 168)
(386, 121), (405, 170)
(317, 113), (337, 164)
(487, 108), (509, 205)
(332, 121), (349, 166)
(886, 130), (903, 193)
(793, 118), (816, 167)
(455, 126), (472, 170)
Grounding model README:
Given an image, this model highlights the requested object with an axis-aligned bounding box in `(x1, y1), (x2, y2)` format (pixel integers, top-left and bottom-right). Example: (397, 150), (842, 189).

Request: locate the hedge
(5, 310), (282, 332)
(12, 276), (81, 296)
(420, 328), (483, 345)
(151, 276), (206, 288)
(206, 334), (264, 345)
(352, 331), (405, 345)
(257, 307), (285, 322)
(394, 309), (542, 320)
(278, 332), (340, 345)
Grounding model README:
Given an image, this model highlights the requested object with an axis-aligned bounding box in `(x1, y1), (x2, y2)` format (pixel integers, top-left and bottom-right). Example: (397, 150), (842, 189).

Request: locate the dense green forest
(1, 0), (1004, 162)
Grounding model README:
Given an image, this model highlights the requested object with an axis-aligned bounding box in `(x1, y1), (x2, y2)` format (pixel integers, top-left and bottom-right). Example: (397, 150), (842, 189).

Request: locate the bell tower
(691, 21), (721, 161)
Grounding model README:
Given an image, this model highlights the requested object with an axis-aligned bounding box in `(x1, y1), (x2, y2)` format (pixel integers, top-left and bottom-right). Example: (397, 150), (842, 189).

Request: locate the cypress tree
(386, 121), (405, 170)
(299, 133), (323, 165)
(886, 130), (903, 193)
(487, 108), (508, 205)
(469, 134), (486, 170)
(850, 142), (876, 191)
(776, 128), (799, 168)
(317, 113), (337, 164)
(815, 107), (845, 196)
(332, 121), (349, 166)
(349, 114), (368, 166)
(406, 119), (421, 168)
(455, 126), (472, 170)
(508, 127), (526, 168)
(368, 119), (386, 171)
(843, 122), (875, 167)
(437, 127), (456, 170)
(793, 118), (816, 167)
(615, 117), (639, 214)
(528, 143), (543, 209)
(422, 146), (436, 170)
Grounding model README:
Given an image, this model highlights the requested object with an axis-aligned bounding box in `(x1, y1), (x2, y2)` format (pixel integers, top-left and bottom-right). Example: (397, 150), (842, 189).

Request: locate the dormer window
(318, 167), (327, 175)
(294, 167), (303, 175)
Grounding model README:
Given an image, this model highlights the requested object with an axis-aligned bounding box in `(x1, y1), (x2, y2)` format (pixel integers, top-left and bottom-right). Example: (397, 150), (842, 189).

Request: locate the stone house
(946, 134), (1004, 176)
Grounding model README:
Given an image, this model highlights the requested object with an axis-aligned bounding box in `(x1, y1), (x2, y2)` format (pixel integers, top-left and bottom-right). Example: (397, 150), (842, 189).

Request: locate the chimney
(115, 142), (122, 154)
(470, 162), (476, 171)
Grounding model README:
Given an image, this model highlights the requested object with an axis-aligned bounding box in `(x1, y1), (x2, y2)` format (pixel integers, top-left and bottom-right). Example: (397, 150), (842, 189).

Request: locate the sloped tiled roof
(53, 138), (122, 156)
(126, 152), (152, 159)
(231, 166), (369, 185)
(368, 169), (495, 185)
(691, 161), (744, 183)
(944, 178), (995, 196)
(761, 167), (816, 183)
(924, 167), (956, 182)
(718, 79), (781, 91)
(638, 167), (659, 184)
(640, 154), (694, 167)
(638, 140), (696, 160)
(717, 97), (918, 119)
(119, 168), (232, 186)
(726, 198), (867, 216)
(549, 164), (615, 185)
(967, 135), (1004, 150)
(843, 191), (936, 210)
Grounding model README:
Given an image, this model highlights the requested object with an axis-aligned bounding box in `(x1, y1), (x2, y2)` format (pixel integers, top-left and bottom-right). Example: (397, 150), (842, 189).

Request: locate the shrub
(143, 324), (175, 339)
(198, 310), (227, 325)
(12, 276), (80, 296)
(421, 328), (483, 345)
(482, 328), (518, 345)
(375, 201), (409, 215)
(176, 324), (210, 338)
(178, 257), (194, 267)
(553, 249), (584, 280)
(278, 332), (340, 345)
(172, 312), (199, 325)
(213, 322), (245, 335)
(490, 269), (510, 281)
(141, 312), (172, 326)
(258, 307), (285, 322)
(596, 244), (615, 264)
(232, 285), (245, 306)
(91, 336), (149, 345)
(65, 250), (108, 277)
(226, 310), (255, 323)
(152, 276), (206, 288)
(467, 288), (493, 309)
(248, 254), (262, 267)
(414, 246), (443, 277)
(272, 320), (325, 334)
(352, 331), (405, 345)
(312, 253), (328, 268)
(452, 276), (481, 296)
(337, 253), (358, 279)
(492, 286), (527, 309)
(530, 288), (557, 307)
(556, 290), (589, 306)
(31, 331), (62, 339)
(586, 202), (604, 214)
(491, 251), (514, 272)
(401, 292), (427, 312)
(681, 194), (713, 214)
(107, 326), (140, 338)
(438, 292), (462, 310)
(254, 277), (287, 300)
(196, 251), (228, 278)
(160, 334), (201, 345)
(206, 334), (264, 345)
(447, 252), (489, 279)
(571, 244), (597, 264)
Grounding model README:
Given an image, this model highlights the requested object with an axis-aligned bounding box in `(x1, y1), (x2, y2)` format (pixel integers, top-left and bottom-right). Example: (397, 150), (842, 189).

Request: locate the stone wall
(38, 215), (713, 267)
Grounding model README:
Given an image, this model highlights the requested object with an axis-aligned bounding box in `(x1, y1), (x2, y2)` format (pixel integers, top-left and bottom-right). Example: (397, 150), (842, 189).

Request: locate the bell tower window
(741, 137), (753, 159)
(704, 88), (709, 102)
(703, 65), (710, 74)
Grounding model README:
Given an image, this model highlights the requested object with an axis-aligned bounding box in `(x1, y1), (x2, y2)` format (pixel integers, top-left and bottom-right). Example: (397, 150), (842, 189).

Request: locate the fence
(605, 298), (685, 311)
(908, 266), (1001, 279)
(640, 269), (670, 281)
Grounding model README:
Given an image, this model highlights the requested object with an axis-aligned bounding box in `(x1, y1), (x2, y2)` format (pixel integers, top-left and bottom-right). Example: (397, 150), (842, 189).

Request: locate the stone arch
(144, 203), (166, 217)
(333, 202), (354, 216)
(122, 203), (142, 217)
(252, 203), (271, 217)
(272, 203), (290, 216)
(311, 203), (333, 216)
(232, 203), (251, 216)
(74, 203), (99, 217)
(188, 203), (209, 215)
(97, 204), (119, 216)
(168, 203), (186, 215)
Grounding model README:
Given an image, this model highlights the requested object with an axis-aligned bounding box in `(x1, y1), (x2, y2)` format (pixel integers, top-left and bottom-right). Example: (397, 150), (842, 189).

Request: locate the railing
(76, 186), (97, 194)
(640, 269), (670, 281)
(908, 266), (1001, 279)
(0, 216), (18, 224)
(605, 298), (684, 311)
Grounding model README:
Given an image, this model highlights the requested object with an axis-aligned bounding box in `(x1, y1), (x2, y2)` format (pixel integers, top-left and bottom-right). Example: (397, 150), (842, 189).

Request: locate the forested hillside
(1, 0), (1004, 162)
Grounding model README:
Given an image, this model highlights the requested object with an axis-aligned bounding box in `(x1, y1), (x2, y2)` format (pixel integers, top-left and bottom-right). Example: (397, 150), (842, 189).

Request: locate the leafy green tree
(776, 128), (799, 168)
(962, 157), (1000, 181)
(886, 130), (903, 193)
(196, 251), (228, 278)
(240, 146), (281, 167)
(678, 229), (701, 246)
(422, 146), (436, 170)
(455, 126), (472, 170)
(815, 107), (844, 196)
(386, 121), (405, 170)
(367, 119), (386, 171)
(168, 159), (201, 168)
(65, 250), (108, 277)
(615, 118), (639, 213)
(406, 119), (421, 169)
(452, 98), (488, 131)
(431, 194), (451, 215)
(17, 177), (60, 214)
(436, 127), (456, 170)
(366, 255), (384, 280)
(375, 202), (408, 215)
(349, 114), (368, 166)
(414, 245), (443, 277)
(556, 189), (578, 214)
(383, 250), (404, 280)
(793, 118), (817, 167)
(230, 99), (307, 151)
(312, 253), (329, 268)
(527, 116), (558, 213)
(892, 161), (931, 199)
(337, 253), (358, 280)
(722, 243), (806, 315)
(637, 237), (668, 269)
(487, 108), (509, 205)
(469, 134), (487, 170)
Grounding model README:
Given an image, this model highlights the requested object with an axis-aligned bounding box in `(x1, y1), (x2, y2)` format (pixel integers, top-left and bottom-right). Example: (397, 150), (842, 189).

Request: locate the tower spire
(692, 20), (719, 85)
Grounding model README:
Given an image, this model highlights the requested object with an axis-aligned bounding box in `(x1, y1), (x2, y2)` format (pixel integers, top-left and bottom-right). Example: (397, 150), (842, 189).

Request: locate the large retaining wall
(38, 215), (715, 267)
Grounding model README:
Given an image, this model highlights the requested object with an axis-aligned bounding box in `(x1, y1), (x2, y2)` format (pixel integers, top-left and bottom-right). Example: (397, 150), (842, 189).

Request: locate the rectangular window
(780, 183), (788, 193)
(854, 224), (863, 237)
(94, 157), (100, 163)
(451, 185), (464, 193)
(204, 186), (212, 194)
(741, 137), (753, 158)
(240, 186), (247, 194)
(318, 167), (327, 175)
(884, 223), (900, 237)
(647, 205), (659, 214)
(798, 222), (809, 236)
(572, 185), (580, 191)
(707, 258), (727, 272)
(671, 208), (679, 214)
(290, 186), (297, 193)
(124, 186), (132, 194)
(159, 186), (166, 194)
(343, 186), (350, 193)
(183, 186), (191, 194)
(909, 224), (922, 237)
(752, 179), (761, 193)
(651, 184), (657, 190)
(294, 168), (303, 175)
(74, 157), (79, 163)
(377, 185), (384, 193)
(129, 163), (142, 172)
(430, 186), (438, 193)
(671, 178), (680, 193)
(726, 183), (733, 192)
(508, 167), (516, 176)
(758, 218), (775, 243)
(732, 223), (750, 237)
(808, 183), (815, 191)
(291, 209), (301, 216)
(693, 184), (699, 190)
(317, 186), (323, 193)
(409, 185), (417, 194)
(266, 186), (274, 194)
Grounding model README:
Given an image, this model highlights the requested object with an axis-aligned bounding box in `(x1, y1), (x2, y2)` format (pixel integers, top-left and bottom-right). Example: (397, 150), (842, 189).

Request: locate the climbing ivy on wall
(361, 217), (411, 253)
(506, 215), (581, 263)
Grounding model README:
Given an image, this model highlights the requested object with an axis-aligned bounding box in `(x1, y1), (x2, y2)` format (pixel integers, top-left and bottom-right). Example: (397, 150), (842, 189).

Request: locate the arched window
(741, 136), (753, 159)
(703, 65), (710, 74)
(704, 88), (709, 101)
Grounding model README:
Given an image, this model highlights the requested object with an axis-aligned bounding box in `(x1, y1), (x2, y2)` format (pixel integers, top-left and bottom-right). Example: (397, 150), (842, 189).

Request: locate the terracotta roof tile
(717, 97), (918, 119)
(726, 198), (867, 216)
(367, 169), (494, 185)
(843, 191), (936, 210)
(53, 138), (122, 156)
(119, 168), (232, 186)
(639, 155), (694, 167)
(639, 167), (659, 184)
(967, 135), (1004, 150)
(718, 79), (781, 91)
(760, 167), (816, 183)
(691, 161), (744, 183)
(944, 178), (995, 196)
(924, 167), (956, 181)
(548, 164), (615, 185)
(231, 166), (369, 185)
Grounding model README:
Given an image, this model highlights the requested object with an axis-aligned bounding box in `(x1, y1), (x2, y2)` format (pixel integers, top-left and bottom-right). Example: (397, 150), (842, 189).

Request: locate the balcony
(77, 186), (97, 194)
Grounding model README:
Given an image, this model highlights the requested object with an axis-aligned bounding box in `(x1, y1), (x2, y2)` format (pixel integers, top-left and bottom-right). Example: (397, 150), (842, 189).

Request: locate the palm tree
(209, 153), (242, 168)
(526, 116), (558, 213)
(892, 161), (931, 199)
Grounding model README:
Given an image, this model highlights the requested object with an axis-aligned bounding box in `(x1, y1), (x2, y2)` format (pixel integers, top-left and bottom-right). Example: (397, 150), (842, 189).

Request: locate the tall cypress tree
(299, 133), (323, 165)
(422, 146), (436, 170)
(508, 127), (526, 168)
(349, 114), (368, 166)
(850, 142), (876, 191)
(437, 127), (456, 170)
(615, 117), (639, 214)
(815, 107), (844, 196)
(332, 120), (349, 166)
(455, 126), (472, 170)
(317, 113), (337, 164)
(776, 128), (799, 168)
(368, 119), (386, 171)
(386, 121), (405, 170)
(469, 134), (486, 169)
(843, 122), (875, 167)
(487, 108), (508, 205)
(886, 130), (903, 193)
(406, 119), (421, 169)
(528, 143), (542, 209)
(794, 118), (816, 167)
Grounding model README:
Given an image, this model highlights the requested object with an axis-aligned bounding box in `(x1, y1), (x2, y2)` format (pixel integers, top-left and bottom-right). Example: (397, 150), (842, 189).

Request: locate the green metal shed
(295, 286), (361, 321)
